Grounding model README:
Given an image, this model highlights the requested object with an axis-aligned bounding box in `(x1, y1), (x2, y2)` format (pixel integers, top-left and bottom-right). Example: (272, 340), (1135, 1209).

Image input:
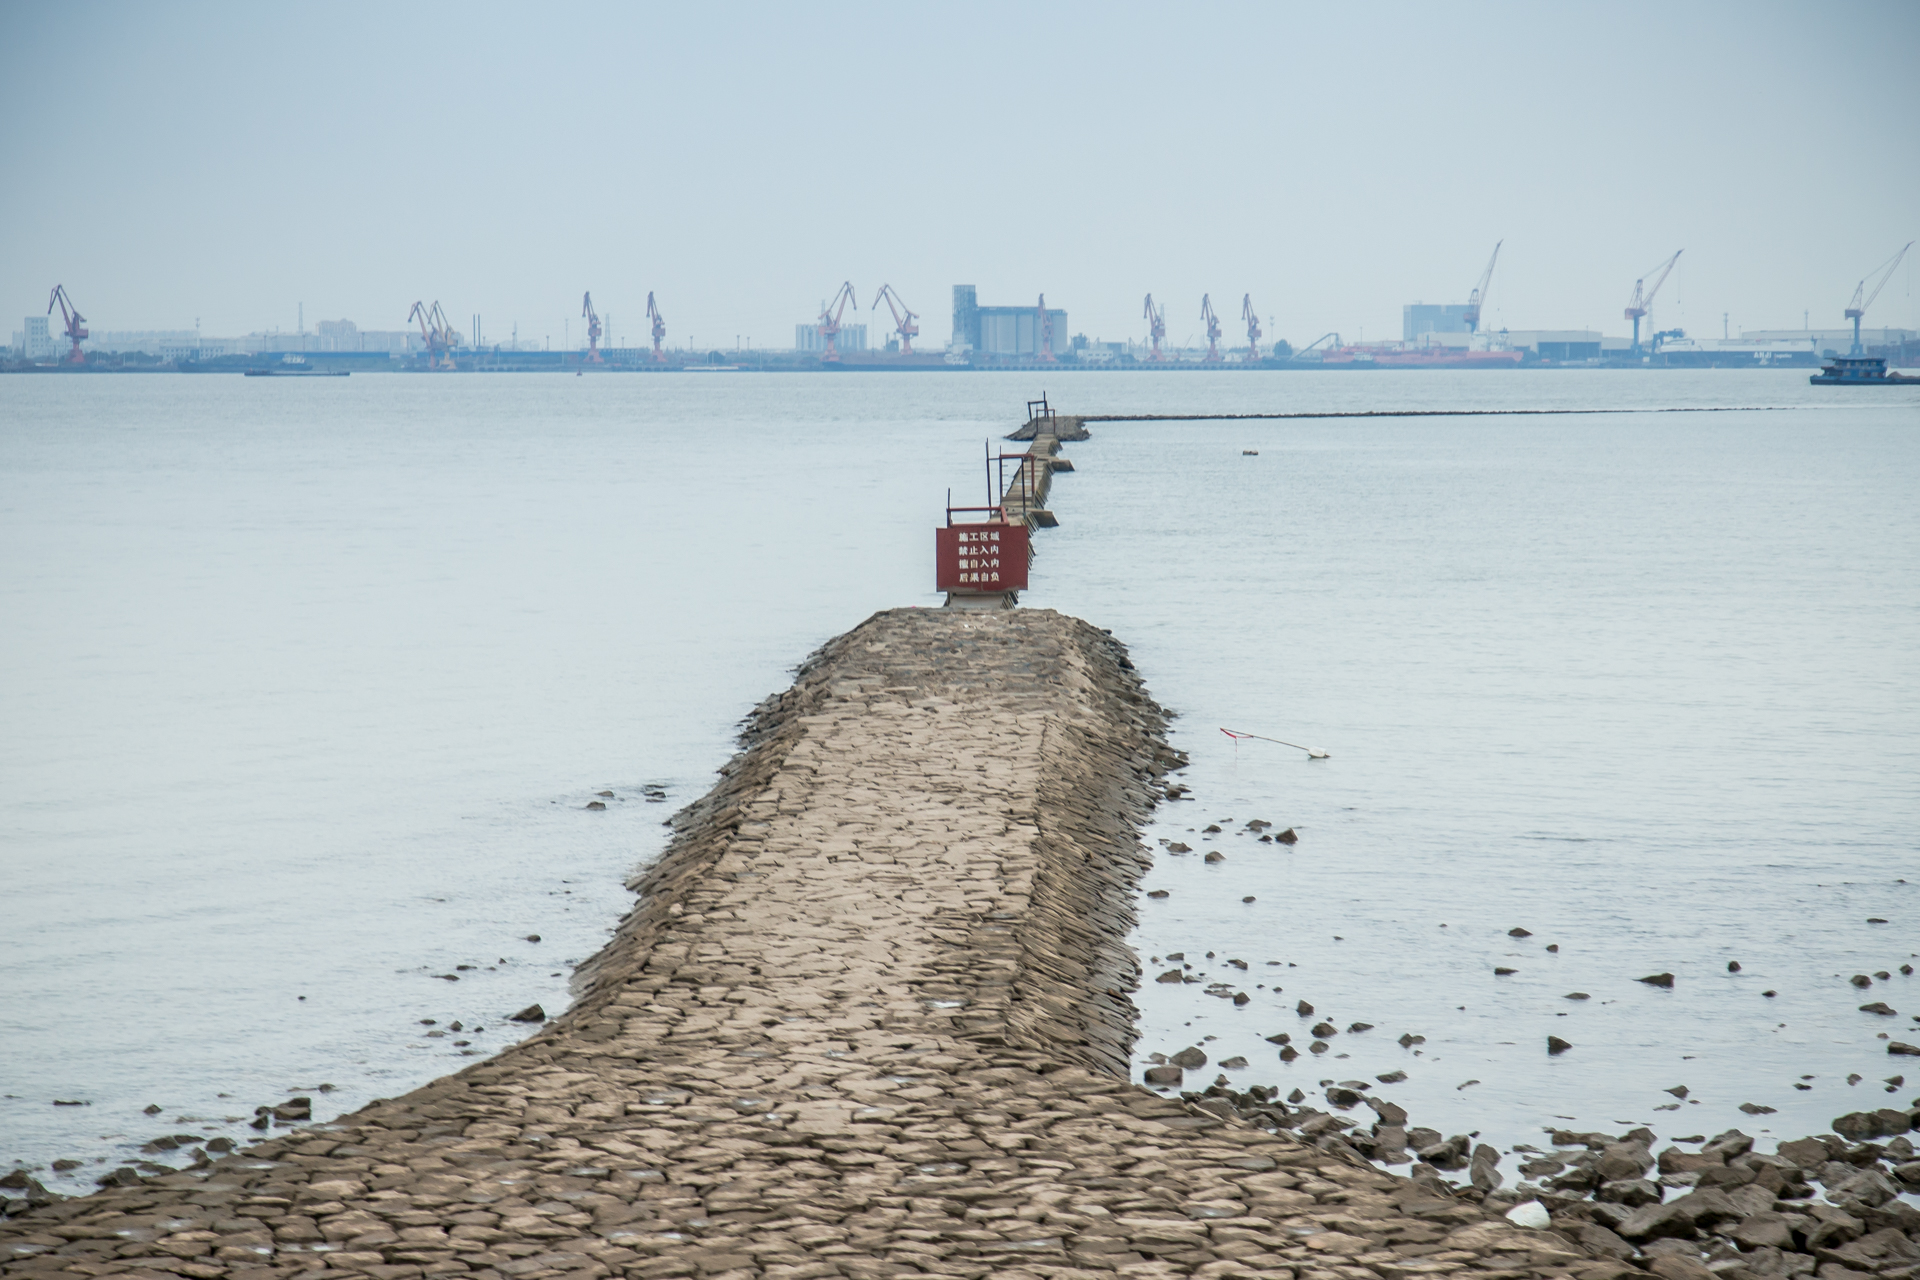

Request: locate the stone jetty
(0, 608), (1602, 1280)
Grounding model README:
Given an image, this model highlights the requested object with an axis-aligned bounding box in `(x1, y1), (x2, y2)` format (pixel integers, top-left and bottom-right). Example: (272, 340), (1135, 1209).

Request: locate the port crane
(1843, 241), (1912, 355)
(818, 281), (858, 362)
(1036, 294), (1057, 362)
(1143, 294), (1166, 361)
(1624, 250), (1682, 354)
(871, 285), (919, 354)
(1200, 294), (1223, 361)
(47, 285), (87, 363)
(646, 292), (666, 362)
(408, 300), (459, 369)
(580, 292), (603, 363)
(1462, 241), (1502, 333)
(1242, 294), (1262, 362)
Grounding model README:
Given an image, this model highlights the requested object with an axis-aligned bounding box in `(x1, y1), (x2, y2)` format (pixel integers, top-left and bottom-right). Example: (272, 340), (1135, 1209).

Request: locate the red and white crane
(581, 292), (603, 363)
(1462, 241), (1502, 334)
(1200, 294), (1223, 362)
(1143, 294), (1166, 361)
(1843, 241), (1912, 355)
(407, 300), (459, 369)
(818, 282), (858, 362)
(47, 285), (87, 363)
(1242, 294), (1262, 362)
(871, 285), (919, 354)
(1624, 250), (1682, 354)
(646, 292), (666, 362)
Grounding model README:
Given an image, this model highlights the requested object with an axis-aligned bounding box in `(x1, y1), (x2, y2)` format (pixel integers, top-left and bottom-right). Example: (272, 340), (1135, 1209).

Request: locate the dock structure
(0, 417), (1604, 1280)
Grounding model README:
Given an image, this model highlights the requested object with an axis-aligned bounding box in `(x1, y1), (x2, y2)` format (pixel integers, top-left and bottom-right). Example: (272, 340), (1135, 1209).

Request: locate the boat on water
(1809, 354), (1918, 386)
(244, 355), (348, 377)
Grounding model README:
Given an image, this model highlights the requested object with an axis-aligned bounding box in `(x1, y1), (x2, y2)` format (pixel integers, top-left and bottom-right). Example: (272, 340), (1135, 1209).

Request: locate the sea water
(1, 370), (1914, 1188)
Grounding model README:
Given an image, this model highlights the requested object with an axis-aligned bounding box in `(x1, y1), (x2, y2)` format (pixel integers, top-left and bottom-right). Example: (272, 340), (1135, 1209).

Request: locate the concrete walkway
(1, 609), (1610, 1280)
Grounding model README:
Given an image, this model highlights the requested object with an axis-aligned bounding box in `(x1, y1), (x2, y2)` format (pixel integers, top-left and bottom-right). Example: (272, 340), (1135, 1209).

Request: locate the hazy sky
(5, 0), (1916, 350)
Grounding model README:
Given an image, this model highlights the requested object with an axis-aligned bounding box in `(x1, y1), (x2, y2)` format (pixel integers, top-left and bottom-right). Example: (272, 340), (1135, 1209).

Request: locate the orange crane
(1200, 294), (1223, 362)
(1843, 241), (1912, 355)
(1242, 294), (1262, 362)
(1624, 250), (1682, 354)
(1036, 294), (1057, 362)
(871, 285), (919, 353)
(1143, 294), (1165, 361)
(818, 282), (858, 362)
(47, 285), (87, 363)
(1462, 241), (1502, 333)
(646, 292), (666, 362)
(581, 292), (603, 363)
(407, 300), (459, 369)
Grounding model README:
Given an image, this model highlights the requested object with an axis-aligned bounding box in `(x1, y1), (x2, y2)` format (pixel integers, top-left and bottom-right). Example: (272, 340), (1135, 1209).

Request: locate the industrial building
(1403, 303), (1474, 342)
(8, 316), (59, 361)
(951, 287), (1068, 358)
(795, 322), (867, 353)
(1740, 327), (1914, 353)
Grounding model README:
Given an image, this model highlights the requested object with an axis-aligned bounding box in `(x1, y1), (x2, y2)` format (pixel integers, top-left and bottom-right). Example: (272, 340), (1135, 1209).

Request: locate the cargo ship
(1809, 354), (1918, 385)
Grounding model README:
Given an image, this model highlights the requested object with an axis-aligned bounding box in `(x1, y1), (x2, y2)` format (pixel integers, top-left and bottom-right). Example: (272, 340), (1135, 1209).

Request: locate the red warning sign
(936, 523), (1030, 593)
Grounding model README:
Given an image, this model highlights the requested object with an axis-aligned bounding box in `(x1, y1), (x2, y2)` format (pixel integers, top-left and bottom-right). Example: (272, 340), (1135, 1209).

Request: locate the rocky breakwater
(1, 608), (1601, 1280)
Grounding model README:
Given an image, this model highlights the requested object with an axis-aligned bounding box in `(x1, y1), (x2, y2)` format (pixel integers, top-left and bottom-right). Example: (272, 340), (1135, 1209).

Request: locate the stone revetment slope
(2, 608), (1604, 1280)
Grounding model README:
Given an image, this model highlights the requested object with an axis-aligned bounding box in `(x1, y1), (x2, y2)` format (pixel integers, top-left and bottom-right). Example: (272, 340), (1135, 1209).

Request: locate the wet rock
(1367, 1096), (1409, 1126)
(272, 1096), (312, 1121)
(1729, 961), (1742, 972)
(1348, 1020), (1373, 1032)
(1495, 967), (1517, 975)
(1155, 968), (1183, 982)
(1203, 851), (1224, 863)
(94, 1168), (142, 1188)
(1398, 1032), (1425, 1046)
(1778, 1137), (1837, 1168)
(524, 933), (541, 941)
(1418, 1134), (1471, 1170)
(48, 1160), (79, 1172)
(1275, 827), (1298, 843)
(1147, 890), (1171, 899)
(1377, 1069), (1407, 1083)
(1826, 1168), (1900, 1210)
(1326, 1086), (1363, 1108)
(1202, 823), (1222, 833)
(1144, 1065), (1183, 1085)
(1832, 1108), (1915, 1140)
(1893, 1161), (1920, 1185)
(1309, 1039), (1330, 1053)
(1231, 991), (1249, 1005)
(1170, 1045), (1207, 1068)
(1219, 1055), (1247, 1068)
(204, 1137), (233, 1153)
(1311, 1021), (1337, 1037)
(1599, 1178), (1664, 1206)
(1566, 992), (1591, 1000)
(141, 1103), (161, 1115)
(1510, 927), (1533, 937)
(1600, 1143), (1657, 1181)
(1852, 975), (1874, 987)
(1549, 1035), (1573, 1054)
(585, 800), (606, 809)
(1297, 999), (1314, 1015)
(509, 1003), (547, 1022)
(1640, 972), (1677, 988)
(1278, 1045), (1299, 1061)
(1702, 1129), (1756, 1160)
(1859, 1002), (1897, 1015)
(1741, 1103), (1778, 1115)
(1166, 842), (1191, 853)
(1890, 1042), (1920, 1056)
(1408, 1163), (1452, 1197)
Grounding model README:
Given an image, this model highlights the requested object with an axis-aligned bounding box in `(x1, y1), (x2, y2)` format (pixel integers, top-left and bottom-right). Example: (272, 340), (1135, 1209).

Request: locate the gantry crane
(1624, 250), (1682, 354)
(1143, 294), (1166, 361)
(581, 292), (603, 363)
(646, 292), (666, 362)
(1242, 294), (1262, 362)
(1462, 241), (1502, 333)
(1036, 294), (1057, 362)
(1843, 242), (1913, 355)
(1200, 294), (1223, 362)
(818, 282), (858, 362)
(871, 285), (919, 354)
(47, 285), (87, 363)
(407, 300), (459, 369)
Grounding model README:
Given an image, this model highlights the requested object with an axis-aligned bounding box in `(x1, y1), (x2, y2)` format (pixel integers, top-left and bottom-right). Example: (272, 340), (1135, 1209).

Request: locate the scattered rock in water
(1297, 1000), (1314, 1016)
(1274, 828), (1298, 844)
(1377, 1069), (1407, 1084)
(1218, 1056), (1248, 1069)
(205, 1137), (233, 1153)
(1852, 974), (1874, 987)
(1889, 1042), (1920, 1056)
(49, 1159), (80, 1172)
(1565, 992), (1590, 1000)
(1548, 1036), (1573, 1055)
(596, 790), (614, 797)
(1310, 1021), (1337, 1038)
(1143, 1065), (1182, 1085)
(1166, 842), (1191, 853)
(1277, 1045), (1299, 1061)
(1832, 1107), (1918, 1140)
(1494, 967), (1517, 976)
(1241, 895), (1255, 902)
(584, 800), (606, 810)
(1232, 992), (1250, 1006)
(1202, 824), (1222, 834)
(50, 1100), (86, 1107)
(1867, 917), (1888, 924)
(1265, 1032), (1291, 1044)
(141, 1104), (161, 1115)
(1509, 927), (1532, 937)
(524, 934), (541, 942)
(509, 1003), (547, 1023)
(1203, 851), (1224, 863)
(1737, 1102), (1776, 1115)
(1398, 1032), (1425, 1047)
(1860, 1002), (1897, 1015)
(1326, 1085), (1363, 1108)
(1728, 960), (1741, 972)
(1666, 1085), (1689, 1098)
(1147, 889), (1170, 899)
(1639, 972), (1676, 988)
(1546, 943), (1559, 952)
(1763, 989), (1777, 997)
(1170, 1046), (1208, 1068)
(1309, 1040), (1330, 1054)
(1347, 1021), (1373, 1032)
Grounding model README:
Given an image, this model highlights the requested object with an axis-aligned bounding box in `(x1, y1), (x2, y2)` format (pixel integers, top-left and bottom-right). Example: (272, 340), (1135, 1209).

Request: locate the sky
(4, 0), (1917, 351)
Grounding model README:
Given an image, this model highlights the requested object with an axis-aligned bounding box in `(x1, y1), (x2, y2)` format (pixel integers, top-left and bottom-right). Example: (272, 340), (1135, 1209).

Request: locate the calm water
(2, 370), (1915, 1191)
